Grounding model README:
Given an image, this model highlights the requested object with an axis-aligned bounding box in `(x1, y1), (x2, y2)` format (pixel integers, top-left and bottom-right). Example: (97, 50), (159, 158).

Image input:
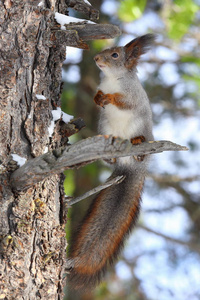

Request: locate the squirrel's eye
(111, 53), (119, 59)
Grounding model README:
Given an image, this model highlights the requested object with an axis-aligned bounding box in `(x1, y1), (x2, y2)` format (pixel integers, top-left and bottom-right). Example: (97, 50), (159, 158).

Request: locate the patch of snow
(48, 107), (73, 137)
(44, 147), (48, 153)
(55, 12), (95, 30)
(62, 111), (74, 123)
(36, 94), (46, 100)
(48, 120), (55, 137)
(52, 107), (62, 122)
(38, 1), (43, 6)
(84, 0), (91, 6)
(48, 108), (61, 137)
(11, 154), (27, 167)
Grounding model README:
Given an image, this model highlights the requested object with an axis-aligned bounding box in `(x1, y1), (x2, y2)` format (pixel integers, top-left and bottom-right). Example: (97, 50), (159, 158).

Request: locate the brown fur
(130, 135), (146, 145)
(94, 90), (131, 109)
(68, 167), (145, 291)
(125, 34), (155, 69)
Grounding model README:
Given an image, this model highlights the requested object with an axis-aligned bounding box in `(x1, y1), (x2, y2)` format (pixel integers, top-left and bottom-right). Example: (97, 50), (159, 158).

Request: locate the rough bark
(0, 1), (68, 299)
(0, 0), (121, 299)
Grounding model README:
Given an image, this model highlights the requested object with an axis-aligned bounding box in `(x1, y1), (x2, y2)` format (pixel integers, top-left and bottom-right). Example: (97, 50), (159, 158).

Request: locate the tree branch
(52, 24), (121, 50)
(65, 23), (121, 41)
(65, 175), (125, 206)
(10, 135), (188, 191)
(138, 224), (200, 254)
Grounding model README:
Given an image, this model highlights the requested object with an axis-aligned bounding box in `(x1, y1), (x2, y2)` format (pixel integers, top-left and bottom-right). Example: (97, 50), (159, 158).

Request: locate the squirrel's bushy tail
(67, 163), (146, 291)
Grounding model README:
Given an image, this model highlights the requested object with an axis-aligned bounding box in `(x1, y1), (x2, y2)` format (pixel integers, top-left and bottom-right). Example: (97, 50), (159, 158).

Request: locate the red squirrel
(67, 34), (155, 291)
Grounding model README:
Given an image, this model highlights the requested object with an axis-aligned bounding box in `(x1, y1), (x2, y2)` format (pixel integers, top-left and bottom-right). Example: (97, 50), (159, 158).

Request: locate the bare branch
(65, 23), (122, 41)
(66, 175), (125, 206)
(144, 204), (180, 214)
(149, 174), (200, 183)
(52, 24), (121, 50)
(10, 135), (188, 191)
(138, 224), (200, 254)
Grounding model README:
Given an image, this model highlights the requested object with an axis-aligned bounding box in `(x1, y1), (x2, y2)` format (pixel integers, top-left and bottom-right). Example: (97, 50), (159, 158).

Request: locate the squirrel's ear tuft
(124, 34), (156, 69)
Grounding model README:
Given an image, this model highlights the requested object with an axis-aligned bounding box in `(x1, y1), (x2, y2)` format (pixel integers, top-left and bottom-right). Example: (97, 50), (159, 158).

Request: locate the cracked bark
(0, 1), (68, 299)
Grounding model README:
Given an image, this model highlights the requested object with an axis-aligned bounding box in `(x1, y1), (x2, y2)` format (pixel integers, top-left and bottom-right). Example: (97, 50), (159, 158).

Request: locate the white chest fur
(99, 76), (122, 94)
(100, 104), (140, 167)
(100, 104), (142, 141)
(98, 72), (149, 141)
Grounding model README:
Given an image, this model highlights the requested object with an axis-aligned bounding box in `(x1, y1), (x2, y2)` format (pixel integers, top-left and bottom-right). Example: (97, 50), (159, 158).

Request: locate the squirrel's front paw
(131, 136), (146, 162)
(94, 90), (110, 108)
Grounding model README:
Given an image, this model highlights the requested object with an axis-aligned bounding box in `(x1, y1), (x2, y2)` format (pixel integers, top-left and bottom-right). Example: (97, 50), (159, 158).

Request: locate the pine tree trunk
(0, 1), (68, 299)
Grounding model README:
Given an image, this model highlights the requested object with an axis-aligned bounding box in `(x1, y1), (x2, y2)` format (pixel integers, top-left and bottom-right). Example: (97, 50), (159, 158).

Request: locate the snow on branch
(10, 135), (188, 192)
(55, 12), (96, 30)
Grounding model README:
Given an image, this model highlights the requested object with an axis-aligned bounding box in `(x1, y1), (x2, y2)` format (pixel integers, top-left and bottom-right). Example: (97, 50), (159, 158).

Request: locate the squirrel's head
(94, 34), (156, 76)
